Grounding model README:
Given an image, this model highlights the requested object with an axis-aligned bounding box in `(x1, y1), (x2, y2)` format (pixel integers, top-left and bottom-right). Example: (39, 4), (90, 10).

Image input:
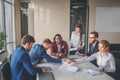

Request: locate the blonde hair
(99, 40), (110, 52)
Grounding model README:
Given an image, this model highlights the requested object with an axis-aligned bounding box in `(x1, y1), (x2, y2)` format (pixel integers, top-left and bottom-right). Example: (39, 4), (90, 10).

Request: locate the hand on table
(64, 59), (72, 64)
(98, 67), (104, 72)
(77, 46), (82, 50)
(32, 63), (37, 67)
(42, 66), (52, 71)
(69, 62), (79, 66)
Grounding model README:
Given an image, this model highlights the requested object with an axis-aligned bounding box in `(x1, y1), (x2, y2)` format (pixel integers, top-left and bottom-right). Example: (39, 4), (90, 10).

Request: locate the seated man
(80, 31), (99, 66)
(50, 34), (68, 58)
(87, 31), (99, 56)
(29, 38), (70, 65)
(10, 35), (50, 80)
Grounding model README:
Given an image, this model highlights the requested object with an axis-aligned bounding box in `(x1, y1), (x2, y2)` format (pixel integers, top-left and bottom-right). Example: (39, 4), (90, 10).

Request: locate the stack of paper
(83, 68), (102, 76)
(69, 48), (77, 52)
(37, 63), (54, 69)
(74, 58), (85, 63)
(59, 62), (79, 73)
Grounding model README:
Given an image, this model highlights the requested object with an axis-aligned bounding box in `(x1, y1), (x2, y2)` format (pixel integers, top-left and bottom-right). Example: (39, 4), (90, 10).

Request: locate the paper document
(74, 58), (85, 63)
(69, 47), (77, 52)
(59, 62), (79, 73)
(37, 63), (54, 69)
(83, 67), (102, 76)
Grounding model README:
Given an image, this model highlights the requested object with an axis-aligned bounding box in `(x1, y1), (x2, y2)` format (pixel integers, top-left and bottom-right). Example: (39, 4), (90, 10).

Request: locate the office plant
(0, 32), (6, 50)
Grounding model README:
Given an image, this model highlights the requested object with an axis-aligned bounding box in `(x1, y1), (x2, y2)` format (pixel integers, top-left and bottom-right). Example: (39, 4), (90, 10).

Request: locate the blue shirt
(10, 46), (43, 80)
(29, 44), (62, 64)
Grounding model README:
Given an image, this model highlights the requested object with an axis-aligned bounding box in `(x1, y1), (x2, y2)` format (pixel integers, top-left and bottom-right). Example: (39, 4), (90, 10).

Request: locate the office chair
(37, 72), (55, 80)
(0, 58), (11, 80)
(115, 59), (120, 80)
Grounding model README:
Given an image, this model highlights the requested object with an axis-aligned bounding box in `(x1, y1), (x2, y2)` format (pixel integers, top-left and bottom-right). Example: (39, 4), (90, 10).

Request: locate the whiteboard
(95, 7), (120, 32)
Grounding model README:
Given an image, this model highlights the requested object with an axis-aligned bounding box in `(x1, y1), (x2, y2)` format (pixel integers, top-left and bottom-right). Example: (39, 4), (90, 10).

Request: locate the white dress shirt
(69, 31), (85, 48)
(87, 52), (116, 72)
(57, 44), (61, 53)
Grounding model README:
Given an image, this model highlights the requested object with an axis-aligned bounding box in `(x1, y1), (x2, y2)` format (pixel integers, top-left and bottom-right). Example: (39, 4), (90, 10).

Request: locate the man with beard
(87, 31), (99, 56)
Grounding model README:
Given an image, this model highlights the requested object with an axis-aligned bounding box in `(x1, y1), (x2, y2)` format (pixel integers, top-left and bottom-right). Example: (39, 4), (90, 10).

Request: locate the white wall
(29, 0), (120, 44)
(28, 8), (34, 36)
(29, 0), (70, 44)
(14, 0), (21, 46)
(89, 0), (120, 43)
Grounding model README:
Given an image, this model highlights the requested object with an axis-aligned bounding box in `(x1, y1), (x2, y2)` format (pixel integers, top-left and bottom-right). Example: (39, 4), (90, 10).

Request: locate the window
(0, 0), (14, 54)
(0, 0), (4, 32)
(4, 0), (14, 54)
(0, 0), (6, 52)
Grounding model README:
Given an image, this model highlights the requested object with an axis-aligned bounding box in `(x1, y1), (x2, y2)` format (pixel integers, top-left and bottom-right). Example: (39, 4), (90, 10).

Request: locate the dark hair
(90, 31), (99, 38)
(42, 38), (52, 44)
(75, 24), (83, 40)
(53, 34), (62, 41)
(21, 34), (35, 45)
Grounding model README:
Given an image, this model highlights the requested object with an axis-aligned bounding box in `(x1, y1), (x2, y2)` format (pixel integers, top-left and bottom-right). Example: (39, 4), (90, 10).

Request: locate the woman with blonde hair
(70, 40), (116, 73)
(87, 40), (116, 73)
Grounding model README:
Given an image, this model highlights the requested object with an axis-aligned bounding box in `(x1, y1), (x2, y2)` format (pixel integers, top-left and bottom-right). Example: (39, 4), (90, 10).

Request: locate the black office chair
(115, 59), (120, 80)
(0, 58), (11, 80)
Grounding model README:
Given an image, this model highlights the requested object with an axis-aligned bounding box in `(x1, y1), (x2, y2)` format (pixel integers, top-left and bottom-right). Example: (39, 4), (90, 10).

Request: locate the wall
(14, 0), (120, 48)
(29, 0), (70, 43)
(89, 0), (120, 43)
(14, 0), (21, 46)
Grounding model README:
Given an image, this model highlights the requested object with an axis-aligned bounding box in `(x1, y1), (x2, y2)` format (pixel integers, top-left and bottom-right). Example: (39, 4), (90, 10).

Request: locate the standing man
(10, 35), (49, 80)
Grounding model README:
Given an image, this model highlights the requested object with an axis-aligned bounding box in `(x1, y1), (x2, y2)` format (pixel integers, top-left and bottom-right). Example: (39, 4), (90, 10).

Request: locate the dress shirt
(87, 52), (116, 72)
(29, 44), (62, 64)
(87, 41), (99, 56)
(69, 31), (85, 48)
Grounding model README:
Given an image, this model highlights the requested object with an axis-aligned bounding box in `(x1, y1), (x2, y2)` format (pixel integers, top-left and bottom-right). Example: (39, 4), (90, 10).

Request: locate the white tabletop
(37, 55), (115, 80)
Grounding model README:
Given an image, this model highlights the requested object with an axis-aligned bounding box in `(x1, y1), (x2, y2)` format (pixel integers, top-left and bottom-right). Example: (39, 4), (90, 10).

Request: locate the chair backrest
(37, 72), (55, 80)
(109, 44), (120, 59)
(0, 58), (11, 80)
(115, 59), (120, 80)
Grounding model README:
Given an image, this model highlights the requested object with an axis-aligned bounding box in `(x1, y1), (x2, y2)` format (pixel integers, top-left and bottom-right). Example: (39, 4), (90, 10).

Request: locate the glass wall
(70, 0), (89, 53)
(0, 0), (4, 32)
(0, 0), (14, 54)
(5, 0), (14, 54)
(0, 0), (5, 52)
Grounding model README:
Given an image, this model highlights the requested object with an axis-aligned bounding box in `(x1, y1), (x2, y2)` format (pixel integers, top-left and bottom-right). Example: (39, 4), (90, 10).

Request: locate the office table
(37, 55), (115, 80)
